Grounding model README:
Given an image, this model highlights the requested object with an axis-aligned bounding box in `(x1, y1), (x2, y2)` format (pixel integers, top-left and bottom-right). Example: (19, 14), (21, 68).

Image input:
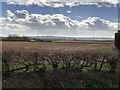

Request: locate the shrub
(2, 49), (118, 74)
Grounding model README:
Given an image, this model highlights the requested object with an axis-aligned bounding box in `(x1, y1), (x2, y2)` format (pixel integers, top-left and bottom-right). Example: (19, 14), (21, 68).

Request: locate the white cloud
(67, 11), (72, 13)
(6, 0), (119, 8)
(81, 17), (118, 30)
(0, 10), (118, 36)
(0, 16), (30, 31)
(6, 10), (15, 17)
(15, 10), (29, 18)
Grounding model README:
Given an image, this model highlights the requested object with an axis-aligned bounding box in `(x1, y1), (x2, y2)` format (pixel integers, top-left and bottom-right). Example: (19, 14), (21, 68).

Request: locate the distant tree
(115, 30), (120, 49)
(7, 33), (20, 40)
(6, 34), (31, 41)
(8, 33), (20, 37)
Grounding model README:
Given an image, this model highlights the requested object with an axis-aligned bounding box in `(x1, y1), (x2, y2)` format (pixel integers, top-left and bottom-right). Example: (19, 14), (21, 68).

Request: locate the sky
(0, 0), (119, 38)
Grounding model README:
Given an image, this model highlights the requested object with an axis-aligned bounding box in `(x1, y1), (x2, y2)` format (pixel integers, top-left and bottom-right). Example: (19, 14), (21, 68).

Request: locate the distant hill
(29, 36), (114, 42)
(1, 35), (114, 42)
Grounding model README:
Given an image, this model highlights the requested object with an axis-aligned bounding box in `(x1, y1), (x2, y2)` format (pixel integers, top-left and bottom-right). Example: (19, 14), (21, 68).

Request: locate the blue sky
(2, 2), (118, 22)
(0, 1), (119, 37)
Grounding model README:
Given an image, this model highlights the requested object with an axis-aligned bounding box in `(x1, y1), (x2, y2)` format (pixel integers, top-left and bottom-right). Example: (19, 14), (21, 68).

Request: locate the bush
(2, 49), (118, 74)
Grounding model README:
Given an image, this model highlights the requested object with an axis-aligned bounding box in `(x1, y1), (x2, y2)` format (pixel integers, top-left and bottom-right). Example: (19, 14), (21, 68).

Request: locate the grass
(3, 61), (119, 88)
(3, 69), (118, 88)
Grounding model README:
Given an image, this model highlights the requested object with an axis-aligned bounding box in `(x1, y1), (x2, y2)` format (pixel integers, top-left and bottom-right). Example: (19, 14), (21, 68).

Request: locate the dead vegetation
(2, 49), (118, 75)
(2, 41), (119, 88)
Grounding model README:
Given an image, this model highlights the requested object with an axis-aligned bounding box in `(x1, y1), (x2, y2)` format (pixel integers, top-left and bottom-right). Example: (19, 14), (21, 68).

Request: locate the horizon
(1, 33), (114, 39)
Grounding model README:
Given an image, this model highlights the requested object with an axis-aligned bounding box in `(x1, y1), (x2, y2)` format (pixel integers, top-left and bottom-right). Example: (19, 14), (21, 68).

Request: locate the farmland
(2, 41), (119, 88)
(2, 41), (114, 51)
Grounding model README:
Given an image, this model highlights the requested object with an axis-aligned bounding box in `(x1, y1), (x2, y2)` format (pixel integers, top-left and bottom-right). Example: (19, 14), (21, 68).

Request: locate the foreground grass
(3, 68), (119, 88)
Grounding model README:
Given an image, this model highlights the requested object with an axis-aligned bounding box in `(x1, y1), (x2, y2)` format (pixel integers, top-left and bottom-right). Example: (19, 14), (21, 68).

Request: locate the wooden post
(33, 52), (38, 72)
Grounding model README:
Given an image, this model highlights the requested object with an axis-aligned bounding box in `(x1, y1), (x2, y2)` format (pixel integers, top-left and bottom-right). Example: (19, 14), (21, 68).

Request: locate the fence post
(33, 52), (38, 72)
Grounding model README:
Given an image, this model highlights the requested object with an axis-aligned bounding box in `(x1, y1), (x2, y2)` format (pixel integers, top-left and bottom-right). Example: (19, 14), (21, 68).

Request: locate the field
(2, 41), (119, 88)
(2, 41), (114, 51)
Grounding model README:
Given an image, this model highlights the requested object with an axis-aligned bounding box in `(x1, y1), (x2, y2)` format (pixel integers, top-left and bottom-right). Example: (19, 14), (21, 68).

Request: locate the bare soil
(2, 41), (115, 52)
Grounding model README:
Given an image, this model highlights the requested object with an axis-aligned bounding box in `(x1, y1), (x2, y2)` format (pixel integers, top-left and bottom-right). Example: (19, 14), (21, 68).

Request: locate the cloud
(6, 0), (119, 8)
(0, 10), (118, 36)
(15, 10), (29, 18)
(6, 10), (15, 17)
(67, 11), (72, 13)
(81, 17), (118, 30)
(0, 16), (30, 31)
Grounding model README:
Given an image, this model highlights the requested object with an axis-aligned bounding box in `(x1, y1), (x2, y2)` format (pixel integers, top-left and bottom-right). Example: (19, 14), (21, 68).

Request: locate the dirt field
(2, 41), (115, 52)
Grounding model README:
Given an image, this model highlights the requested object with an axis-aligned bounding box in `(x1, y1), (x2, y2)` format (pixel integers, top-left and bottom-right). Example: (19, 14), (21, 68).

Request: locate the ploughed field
(2, 41), (115, 51)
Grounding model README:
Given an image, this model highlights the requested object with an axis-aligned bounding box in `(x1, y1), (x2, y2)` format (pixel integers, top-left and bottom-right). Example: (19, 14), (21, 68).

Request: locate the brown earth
(2, 41), (115, 52)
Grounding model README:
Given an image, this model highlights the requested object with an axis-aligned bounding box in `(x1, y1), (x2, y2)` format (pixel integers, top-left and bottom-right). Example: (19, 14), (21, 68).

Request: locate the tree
(8, 33), (20, 37)
(6, 34), (31, 41)
(115, 30), (120, 49)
